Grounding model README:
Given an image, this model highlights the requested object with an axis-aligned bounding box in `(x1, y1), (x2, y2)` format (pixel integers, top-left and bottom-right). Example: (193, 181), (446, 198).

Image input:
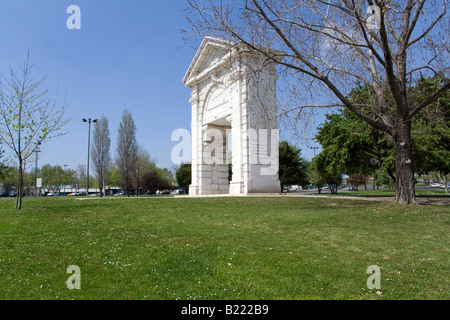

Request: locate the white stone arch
(183, 37), (281, 195)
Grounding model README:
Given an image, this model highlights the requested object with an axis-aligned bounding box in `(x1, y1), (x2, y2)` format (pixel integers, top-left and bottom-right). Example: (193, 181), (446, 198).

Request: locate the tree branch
(408, 0), (448, 47)
(410, 80), (450, 117)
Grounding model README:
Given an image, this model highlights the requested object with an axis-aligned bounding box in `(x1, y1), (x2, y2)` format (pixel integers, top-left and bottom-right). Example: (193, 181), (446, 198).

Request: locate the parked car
(430, 182), (441, 188)
(439, 184), (449, 189)
(0, 192), (9, 197)
(171, 188), (186, 195)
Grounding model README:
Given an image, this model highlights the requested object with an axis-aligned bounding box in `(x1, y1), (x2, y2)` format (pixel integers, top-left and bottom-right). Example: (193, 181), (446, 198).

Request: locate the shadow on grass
(303, 189), (449, 206)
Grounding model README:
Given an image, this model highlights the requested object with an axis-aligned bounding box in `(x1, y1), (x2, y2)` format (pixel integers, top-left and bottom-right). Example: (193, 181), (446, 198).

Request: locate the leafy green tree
(63, 168), (77, 191)
(315, 76), (449, 192)
(41, 164), (57, 190)
(410, 77), (449, 192)
(155, 167), (176, 188)
(279, 141), (308, 192)
(315, 109), (396, 186)
(374, 167), (396, 189)
(0, 54), (69, 209)
(306, 159), (325, 193)
(108, 164), (122, 188)
(316, 112), (379, 176)
(311, 153), (342, 194)
(1, 166), (18, 194)
(176, 163), (191, 193)
(40, 164), (69, 191)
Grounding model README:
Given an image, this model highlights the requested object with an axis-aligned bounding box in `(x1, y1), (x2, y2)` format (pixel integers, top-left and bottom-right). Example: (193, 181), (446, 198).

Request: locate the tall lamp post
(82, 118), (98, 197)
(310, 146), (319, 158)
(34, 142), (41, 197)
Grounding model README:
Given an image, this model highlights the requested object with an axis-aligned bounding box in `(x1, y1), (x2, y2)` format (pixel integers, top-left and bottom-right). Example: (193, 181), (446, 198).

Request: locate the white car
(430, 183), (441, 188)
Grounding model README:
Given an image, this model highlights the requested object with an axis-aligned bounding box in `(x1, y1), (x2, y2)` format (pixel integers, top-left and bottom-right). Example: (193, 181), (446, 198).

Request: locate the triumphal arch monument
(183, 37), (282, 196)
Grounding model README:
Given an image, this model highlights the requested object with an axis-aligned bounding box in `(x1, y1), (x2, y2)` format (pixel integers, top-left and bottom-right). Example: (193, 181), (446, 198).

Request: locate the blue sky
(0, 0), (320, 173)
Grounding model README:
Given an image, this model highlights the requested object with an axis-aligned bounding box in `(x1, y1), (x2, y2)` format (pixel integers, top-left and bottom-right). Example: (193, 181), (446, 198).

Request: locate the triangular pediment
(183, 37), (234, 87)
(183, 37), (286, 87)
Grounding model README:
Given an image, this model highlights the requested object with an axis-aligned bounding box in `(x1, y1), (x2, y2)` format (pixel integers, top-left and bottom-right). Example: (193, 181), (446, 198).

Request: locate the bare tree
(186, 0), (449, 204)
(91, 115), (111, 197)
(0, 53), (69, 209)
(117, 110), (138, 197)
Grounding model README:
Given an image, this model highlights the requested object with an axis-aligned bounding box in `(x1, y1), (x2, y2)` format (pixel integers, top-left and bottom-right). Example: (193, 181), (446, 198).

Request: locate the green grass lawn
(0, 196), (448, 300)
(304, 187), (449, 198)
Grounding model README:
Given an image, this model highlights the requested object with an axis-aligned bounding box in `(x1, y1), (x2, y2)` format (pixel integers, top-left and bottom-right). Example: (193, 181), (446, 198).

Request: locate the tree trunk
(98, 179), (103, 197)
(125, 168), (130, 198)
(98, 166), (103, 197)
(330, 184), (338, 194)
(392, 120), (416, 205)
(16, 159), (24, 210)
(387, 168), (396, 185)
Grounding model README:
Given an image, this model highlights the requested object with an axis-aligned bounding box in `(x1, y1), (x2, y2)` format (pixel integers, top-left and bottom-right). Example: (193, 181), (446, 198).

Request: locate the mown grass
(310, 188), (449, 197)
(0, 196), (448, 300)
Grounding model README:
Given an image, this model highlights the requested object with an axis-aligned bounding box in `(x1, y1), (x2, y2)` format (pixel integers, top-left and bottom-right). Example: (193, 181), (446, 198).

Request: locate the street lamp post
(310, 146), (319, 158)
(82, 118), (98, 197)
(34, 142), (41, 197)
